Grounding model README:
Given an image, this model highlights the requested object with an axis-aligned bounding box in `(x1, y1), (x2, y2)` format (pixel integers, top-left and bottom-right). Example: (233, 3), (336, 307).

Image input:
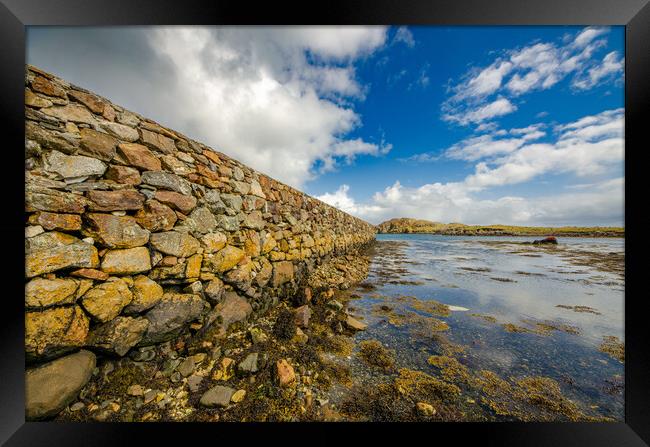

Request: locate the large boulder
(141, 171), (192, 196)
(204, 245), (245, 273)
(78, 128), (117, 161)
(83, 213), (150, 248)
(185, 207), (217, 234)
(25, 277), (79, 308)
(153, 190), (197, 214)
(117, 143), (161, 171)
(25, 306), (90, 361)
(25, 184), (89, 214)
(86, 316), (149, 356)
(272, 261), (294, 287)
(100, 121), (139, 142)
(123, 275), (164, 314)
(202, 291), (252, 337)
(100, 247), (152, 274)
(25, 231), (98, 278)
(29, 212), (82, 232)
(26, 350), (96, 420)
(80, 277), (133, 322)
(87, 189), (145, 212)
(43, 150), (107, 180)
(139, 293), (205, 345)
(150, 231), (200, 258)
(134, 199), (177, 232)
(41, 104), (96, 125)
(141, 128), (176, 154)
(532, 236), (558, 245)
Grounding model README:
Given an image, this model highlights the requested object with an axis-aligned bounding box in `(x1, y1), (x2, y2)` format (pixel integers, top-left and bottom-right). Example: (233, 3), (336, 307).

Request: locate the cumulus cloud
(321, 108), (624, 226)
(442, 26), (622, 126)
(27, 26), (390, 188)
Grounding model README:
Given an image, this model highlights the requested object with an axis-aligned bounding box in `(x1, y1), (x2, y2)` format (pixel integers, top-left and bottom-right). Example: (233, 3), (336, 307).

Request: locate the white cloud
(467, 61), (514, 98)
(322, 176), (623, 227)
(323, 108), (624, 226)
(393, 27), (415, 48)
(572, 26), (609, 48)
(316, 184), (384, 216)
(443, 97), (517, 125)
(572, 51), (624, 90)
(442, 26), (621, 126)
(142, 27), (392, 188)
(444, 124), (545, 161)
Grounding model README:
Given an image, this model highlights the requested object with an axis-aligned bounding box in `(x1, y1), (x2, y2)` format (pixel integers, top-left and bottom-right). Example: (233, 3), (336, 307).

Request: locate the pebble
(200, 385), (235, 408)
(127, 384), (144, 396)
(238, 352), (259, 374)
(231, 389), (246, 403)
(187, 375), (203, 392)
(178, 357), (196, 377)
(416, 402), (436, 416)
(143, 389), (158, 404)
(70, 402), (85, 412)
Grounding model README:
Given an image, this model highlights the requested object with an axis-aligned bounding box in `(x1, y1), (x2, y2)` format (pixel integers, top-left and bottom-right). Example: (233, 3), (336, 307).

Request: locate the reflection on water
(331, 234), (624, 421)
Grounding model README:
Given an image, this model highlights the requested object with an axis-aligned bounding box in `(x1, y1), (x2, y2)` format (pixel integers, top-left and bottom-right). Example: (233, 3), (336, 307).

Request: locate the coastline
(377, 232), (625, 238)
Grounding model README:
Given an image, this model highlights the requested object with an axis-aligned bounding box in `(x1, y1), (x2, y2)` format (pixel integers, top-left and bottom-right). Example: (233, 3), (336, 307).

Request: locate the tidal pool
(329, 234), (624, 421)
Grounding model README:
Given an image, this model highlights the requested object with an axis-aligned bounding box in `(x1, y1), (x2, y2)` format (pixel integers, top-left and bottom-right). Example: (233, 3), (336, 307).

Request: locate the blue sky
(27, 26), (624, 226)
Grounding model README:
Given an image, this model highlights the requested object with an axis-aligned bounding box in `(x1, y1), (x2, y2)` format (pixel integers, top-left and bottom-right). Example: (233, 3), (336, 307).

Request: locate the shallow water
(331, 234), (625, 421)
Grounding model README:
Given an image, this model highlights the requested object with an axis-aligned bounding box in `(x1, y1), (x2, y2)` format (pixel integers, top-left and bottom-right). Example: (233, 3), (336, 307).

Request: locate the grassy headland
(376, 218), (624, 237)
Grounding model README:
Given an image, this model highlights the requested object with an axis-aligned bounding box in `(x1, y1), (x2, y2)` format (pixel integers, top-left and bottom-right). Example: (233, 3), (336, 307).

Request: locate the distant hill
(375, 218), (624, 237)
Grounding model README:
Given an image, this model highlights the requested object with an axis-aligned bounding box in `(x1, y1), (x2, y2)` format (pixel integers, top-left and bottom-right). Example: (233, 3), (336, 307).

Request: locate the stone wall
(24, 65), (376, 369)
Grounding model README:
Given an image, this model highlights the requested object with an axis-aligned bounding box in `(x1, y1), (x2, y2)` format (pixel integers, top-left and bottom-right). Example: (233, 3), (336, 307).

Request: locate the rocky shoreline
(376, 218), (624, 238)
(46, 248), (373, 422)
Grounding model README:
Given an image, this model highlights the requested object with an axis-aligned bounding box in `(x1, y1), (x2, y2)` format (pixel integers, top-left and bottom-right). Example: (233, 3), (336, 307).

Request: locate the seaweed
(358, 340), (396, 370)
(599, 336), (624, 363)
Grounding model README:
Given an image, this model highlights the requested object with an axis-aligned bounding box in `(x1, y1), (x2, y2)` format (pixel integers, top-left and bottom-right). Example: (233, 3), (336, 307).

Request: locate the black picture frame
(1, 0), (648, 445)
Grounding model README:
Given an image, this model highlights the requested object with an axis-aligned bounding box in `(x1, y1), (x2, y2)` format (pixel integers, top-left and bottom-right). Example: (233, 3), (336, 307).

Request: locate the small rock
(326, 300), (343, 312)
(294, 305), (312, 328)
(293, 327), (309, 344)
(127, 384), (144, 396)
(187, 375), (203, 392)
(276, 359), (295, 387)
(231, 389), (246, 403)
(178, 357), (196, 377)
(238, 353), (259, 374)
(70, 402), (85, 412)
(345, 315), (367, 331)
(200, 385), (235, 408)
(143, 389), (157, 404)
(249, 327), (268, 344)
(130, 347), (156, 362)
(416, 402), (436, 417)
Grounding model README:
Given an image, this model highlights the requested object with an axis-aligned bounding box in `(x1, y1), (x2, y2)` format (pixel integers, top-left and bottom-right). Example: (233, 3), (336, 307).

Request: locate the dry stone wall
(24, 65), (376, 372)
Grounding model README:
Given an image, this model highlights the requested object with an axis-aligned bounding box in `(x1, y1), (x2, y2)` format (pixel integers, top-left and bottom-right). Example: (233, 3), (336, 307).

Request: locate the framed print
(1, 0), (648, 445)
